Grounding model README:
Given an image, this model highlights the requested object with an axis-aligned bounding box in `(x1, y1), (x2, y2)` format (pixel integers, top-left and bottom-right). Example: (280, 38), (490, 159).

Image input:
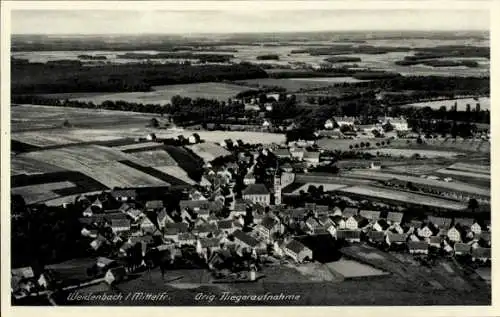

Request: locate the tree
(468, 198), (479, 212)
(150, 118), (160, 128)
(383, 122), (394, 133)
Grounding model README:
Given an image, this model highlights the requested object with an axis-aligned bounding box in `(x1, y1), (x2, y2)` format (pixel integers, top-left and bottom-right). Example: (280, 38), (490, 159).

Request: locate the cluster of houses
(324, 116), (410, 134)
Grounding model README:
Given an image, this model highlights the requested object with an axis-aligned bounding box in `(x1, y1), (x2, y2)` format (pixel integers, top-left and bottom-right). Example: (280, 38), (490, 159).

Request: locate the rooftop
(242, 183), (270, 196)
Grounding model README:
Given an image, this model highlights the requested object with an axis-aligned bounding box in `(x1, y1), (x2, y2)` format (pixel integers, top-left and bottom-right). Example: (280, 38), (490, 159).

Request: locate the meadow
(363, 148), (463, 158)
(337, 185), (467, 210)
(402, 97), (490, 111)
(68, 82), (251, 104)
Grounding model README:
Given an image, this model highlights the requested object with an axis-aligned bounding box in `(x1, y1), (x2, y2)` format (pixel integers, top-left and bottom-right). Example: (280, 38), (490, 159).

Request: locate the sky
(11, 9), (489, 35)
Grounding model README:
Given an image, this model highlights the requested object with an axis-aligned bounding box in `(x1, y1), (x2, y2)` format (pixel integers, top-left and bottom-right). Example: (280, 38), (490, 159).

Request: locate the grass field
(402, 97), (490, 111)
(128, 150), (178, 166)
(363, 148), (463, 158)
(11, 155), (65, 175)
(436, 168), (491, 180)
(337, 185), (467, 210)
(12, 104), (153, 132)
(447, 162), (490, 174)
(291, 183), (348, 195)
(66, 82), (250, 104)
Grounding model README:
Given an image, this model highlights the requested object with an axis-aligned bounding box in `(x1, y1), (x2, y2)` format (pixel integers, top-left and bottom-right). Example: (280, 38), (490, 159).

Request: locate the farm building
(386, 212), (404, 224)
(111, 189), (137, 202)
(255, 217), (281, 241)
(336, 229), (361, 243)
(281, 240), (313, 263)
(454, 243), (471, 256)
(359, 210), (381, 221)
(233, 230), (266, 252)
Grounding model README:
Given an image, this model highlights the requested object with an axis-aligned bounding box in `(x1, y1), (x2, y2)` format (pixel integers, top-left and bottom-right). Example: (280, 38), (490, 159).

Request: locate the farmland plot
(153, 166), (197, 185)
(70, 82), (250, 104)
(337, 185), (467, 210)
(363, 148), (462, 158)
(436, 168), (490, 180)
(11, 181), (76, 204)
(402, 97), (490, 111)
(11, 155), (65, 175)
(447, 162), (490, 174)
(129, 150), (178, 166)
(113, 142), (164, 152)
(187, 142), (231, 162)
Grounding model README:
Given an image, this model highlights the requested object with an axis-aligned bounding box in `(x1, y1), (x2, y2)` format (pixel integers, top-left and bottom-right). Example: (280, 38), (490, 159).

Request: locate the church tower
(274, 173), (282, 205)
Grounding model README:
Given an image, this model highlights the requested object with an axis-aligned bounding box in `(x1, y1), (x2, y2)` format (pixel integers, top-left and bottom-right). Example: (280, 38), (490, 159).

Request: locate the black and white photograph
(2, 0), (495, 310)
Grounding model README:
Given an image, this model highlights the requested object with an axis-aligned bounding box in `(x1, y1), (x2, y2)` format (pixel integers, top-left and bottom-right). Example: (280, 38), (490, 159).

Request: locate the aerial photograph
(9, 7), (491, 306)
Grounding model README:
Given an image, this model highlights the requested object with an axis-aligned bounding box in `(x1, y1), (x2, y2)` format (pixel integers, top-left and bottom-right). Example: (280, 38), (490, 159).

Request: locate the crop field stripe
(11, 171), (109, 190)
(119, 160), (189, 186)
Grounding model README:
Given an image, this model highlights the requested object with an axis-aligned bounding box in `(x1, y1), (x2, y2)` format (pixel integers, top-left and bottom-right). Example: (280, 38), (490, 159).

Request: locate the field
(65, 82), (250, 104)
(235, 77), (365, 91)
(11, 155), (65, 175)
(128, 150), (178, 166)
(447, 162), (490, 174)
(363, 148), (463, 158)
(436, 168), (491, 180)
(402, 97), (490, 111)
(342, 170), (490, 197)
(325, 259), (389, 279)
(12, 104), (153, 132)
(153, 166), (197, 185)
(337, 185), (467, 210)
(11, 181), (77, 204)
(18, 146), (171, 189)
(186, 142), (232, 162)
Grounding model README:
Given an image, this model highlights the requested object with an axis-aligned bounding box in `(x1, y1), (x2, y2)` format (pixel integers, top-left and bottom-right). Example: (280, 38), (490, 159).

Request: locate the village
(11, 119), (491, 303)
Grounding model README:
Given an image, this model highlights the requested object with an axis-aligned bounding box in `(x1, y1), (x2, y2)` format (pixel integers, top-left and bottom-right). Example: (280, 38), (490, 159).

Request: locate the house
(336, 229), (361, 243)
(233, 230), (266, 252)
(282, 240), (313, 263)
(471, 247), (491, 262)
(111, 189), (137, 202)
(386, 212), (404, 224)
(145, 200), (164, 211)
(447, 226), (462, 243)
(345, 216), (359, 230)
(332, 215), (346, 229)
(373, 219), (390, 232)
(454, 242), (471, 256)
(157, 209), (174, 229)
(140, 217), (156, 233)
(242, 184), (271, 206)
(196, 209), (211, 221)
(96, 257), (116, 269)
(470, 221), (483, 235)
(111, 219), (131, 233)
(81, 227), (98, 238)
(386, 232), (407, 246)
(359, 210), (380, 222)
(198, 238), (222, 255)
(325, 223), (337, 238)
(305, 217), (321, 232)
(318, 215), (334, 227)
(178, 233), (197, 246)
(192, 223), (218, 238)
(303, 151), (320, 166)
(217, 220), (237, 234)
(331, 207), (342, 217)
(273, 148), (291, 159)
(290, 148), (305, 160)
(428, 236), (443, 248)
(381, 116), (409, 131)
(390, 223), (404, 234)
(104, 267), (127, 285)
(368, 230), (386, 245)
(455, 218), (474, 227)
(427, 216), (452, 229)
(417, 225), (433, 239)
(255, 217), (280, 241)
(164, 222), (189, 241)
(408, 241), (428, 255)
(333, 116), (356, 128)
(324, 119), (335, 129)
(281, 162), (293, 173)
(342, 207), (358, 219)
(243, 171), (256, 185)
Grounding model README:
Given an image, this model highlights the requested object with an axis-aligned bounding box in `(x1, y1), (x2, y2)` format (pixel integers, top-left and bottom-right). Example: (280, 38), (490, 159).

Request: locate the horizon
(11, 10), (490, 35)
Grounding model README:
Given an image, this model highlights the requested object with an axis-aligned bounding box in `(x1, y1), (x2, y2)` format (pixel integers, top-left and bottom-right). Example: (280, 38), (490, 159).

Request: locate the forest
(11, 62), (268, 94)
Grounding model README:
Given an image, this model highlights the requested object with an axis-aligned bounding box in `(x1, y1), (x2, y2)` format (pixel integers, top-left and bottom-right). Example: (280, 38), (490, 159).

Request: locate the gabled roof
(273, 148), (291, 157)
(145, 200), (163, 210)
(233, 229), (261, 247)
(193, 223), (218, 233)
(471, 247), (491, 258)
(368, 230), (386, 242)
(336, 229), (361, 239)
(343, 207), (358, 218)
(429, 236), (443, 244)
(454, 218), (475, 227)
(408, 241), (428, 250)
(305, 217), (320, 227)
(375, 219), (390, 230)
(387, 212), (404, 223)
(284, 239), (309, 254)
(178, 233), (196, 241)
(242, 184), (270, 196)
(303, 151), (320, 160)
(111, 218), (131, 228)
(164, 222), (189, 235)
(200, 238), (221, 248)
(454, 243), (471, 253)
(260, 217), (278, 230)
(359, 210), (381, 221)
(217, 220), (234, 229)
(111, 189), (137, 198)
(387, 232), (407, 243)
(427, 216), (452, 228)
(179, 200), (211, 210)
